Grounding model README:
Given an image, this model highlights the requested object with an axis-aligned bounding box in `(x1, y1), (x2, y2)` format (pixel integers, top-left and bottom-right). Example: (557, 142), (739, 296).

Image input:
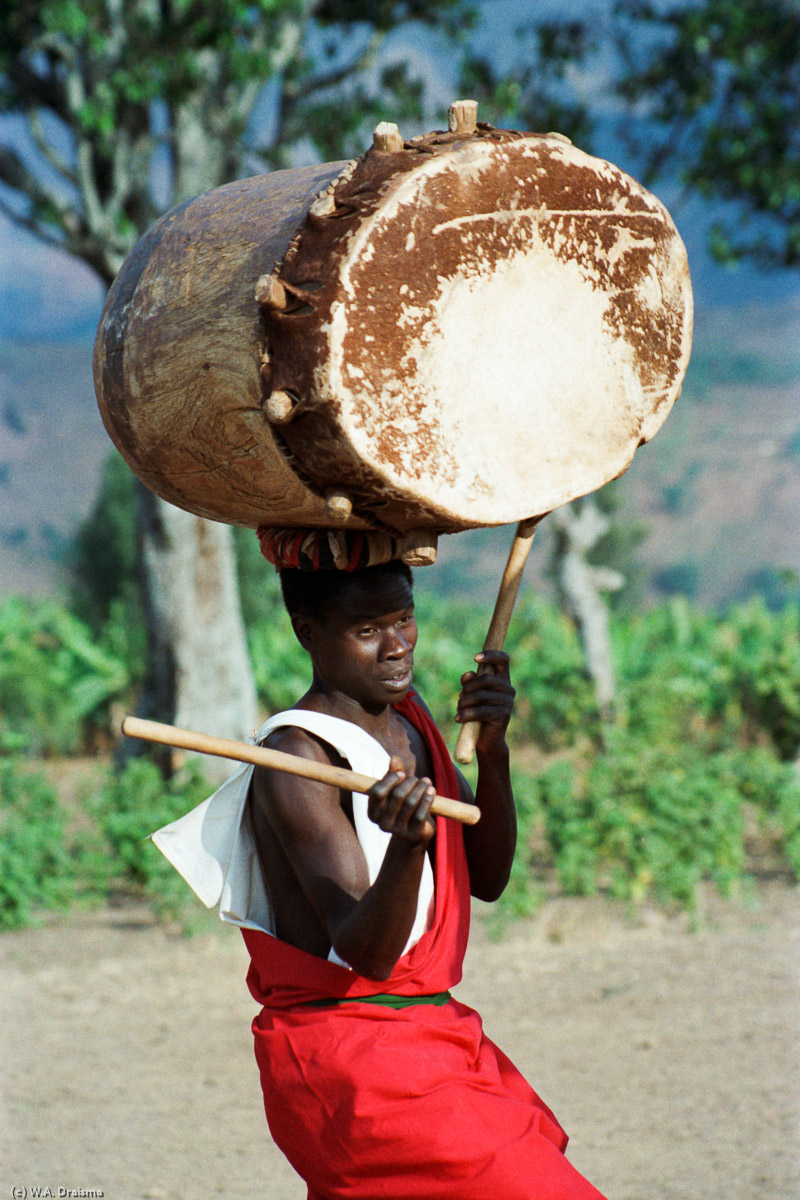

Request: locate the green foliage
(493, 594), (800, 920)
(538, 737), (799, 911)
(721, 599), (800, 760)
(0, 759), (74, 930)
(3, 582), (800, 930)
(0, 596), (132, 755)
(503, 596), (599, 748)
(232, 524), (282, 631)
(462, 0), (800, 268)
(89, 758), (212, 921)
(544, 741), (743, 906)
(0, 0), (473, 280)
(614, 0), (800, 267)
(0, 752), (214, 931)
(244, 576), (313, 714)
(487, 765), (547, 931)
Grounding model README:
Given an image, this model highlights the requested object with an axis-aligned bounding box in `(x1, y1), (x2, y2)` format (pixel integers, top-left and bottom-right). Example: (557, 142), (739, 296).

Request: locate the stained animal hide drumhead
(94, 127), (692, 533)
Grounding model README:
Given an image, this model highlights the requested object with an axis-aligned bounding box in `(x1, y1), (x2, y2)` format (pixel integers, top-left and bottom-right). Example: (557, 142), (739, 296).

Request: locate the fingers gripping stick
(454, 519), (539, 765)
(122, 716), (480, 825)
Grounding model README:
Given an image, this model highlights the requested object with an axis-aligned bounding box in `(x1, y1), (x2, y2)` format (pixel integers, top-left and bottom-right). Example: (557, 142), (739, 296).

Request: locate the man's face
(297, 571), (418, 712)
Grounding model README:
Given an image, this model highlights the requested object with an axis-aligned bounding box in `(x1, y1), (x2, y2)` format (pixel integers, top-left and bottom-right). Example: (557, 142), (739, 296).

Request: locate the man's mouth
(382, 665), (413, 690)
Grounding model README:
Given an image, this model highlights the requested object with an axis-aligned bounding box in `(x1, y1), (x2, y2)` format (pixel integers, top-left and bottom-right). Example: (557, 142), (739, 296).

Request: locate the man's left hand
(455, 650), (515, 753)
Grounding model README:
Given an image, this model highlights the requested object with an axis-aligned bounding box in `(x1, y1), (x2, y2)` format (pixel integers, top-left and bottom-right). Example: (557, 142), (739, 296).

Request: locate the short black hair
(279, 560), (413, 622)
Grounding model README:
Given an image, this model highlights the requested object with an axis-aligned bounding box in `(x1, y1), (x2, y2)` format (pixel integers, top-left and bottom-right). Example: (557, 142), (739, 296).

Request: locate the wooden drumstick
(122, 716), (481, 826)
(454, 518), (540, 765)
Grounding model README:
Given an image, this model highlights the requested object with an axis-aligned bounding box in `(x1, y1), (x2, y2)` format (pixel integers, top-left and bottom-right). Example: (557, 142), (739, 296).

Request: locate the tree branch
(27, 109), (79, 186)
(0, 143), (82, 236)
(289, 28), (385, 103)
(265, 27), (386, 162)
(0, 193), (69, 255)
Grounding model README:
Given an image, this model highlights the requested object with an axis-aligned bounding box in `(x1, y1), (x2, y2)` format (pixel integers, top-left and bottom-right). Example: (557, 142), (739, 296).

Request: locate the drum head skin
(95, 126), (692, 532)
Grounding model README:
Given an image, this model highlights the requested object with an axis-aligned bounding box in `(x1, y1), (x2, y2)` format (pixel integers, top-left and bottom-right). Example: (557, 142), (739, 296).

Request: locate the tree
(614, 0), (800, 268)
(0, 0), (467, 774)
(461, 0), (800, 268)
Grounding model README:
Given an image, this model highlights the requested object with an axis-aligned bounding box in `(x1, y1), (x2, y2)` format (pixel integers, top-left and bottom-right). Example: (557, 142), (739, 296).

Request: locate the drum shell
(94, 131), (693, 534)
(93, 161), (368, 529)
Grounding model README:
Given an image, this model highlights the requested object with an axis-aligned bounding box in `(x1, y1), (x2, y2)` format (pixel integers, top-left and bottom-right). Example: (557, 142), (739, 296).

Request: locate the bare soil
(2, 882), (798, 1200)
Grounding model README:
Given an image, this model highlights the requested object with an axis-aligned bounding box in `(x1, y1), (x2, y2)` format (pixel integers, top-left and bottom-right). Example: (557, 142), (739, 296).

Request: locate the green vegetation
(2, 582), (798, 931)
(0, 595), (132, 755)
(0, 758), (74, 930)
(0, 750), (213, 932)
(88, 759), (215, 924)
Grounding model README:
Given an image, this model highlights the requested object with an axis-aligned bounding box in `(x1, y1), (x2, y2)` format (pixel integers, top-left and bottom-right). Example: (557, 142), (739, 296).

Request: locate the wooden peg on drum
(372, 122), (405, 153)
(255, 274), (288, 311)
(448, 100), (478, 135)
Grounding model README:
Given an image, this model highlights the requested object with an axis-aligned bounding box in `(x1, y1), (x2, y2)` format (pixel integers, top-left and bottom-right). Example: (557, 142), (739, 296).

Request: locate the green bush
(721, 600), (800, 760)
(722, 746), (800, 877)
(504, 595), (599, 747)
(613, 597), (800, 761)
(89, 758), (213, 921)
(247, 608), (312, 715)
(0, 758), (74, 929)
(411, 591), (598, 748)
(3, 576), (800, 931)
(0, 596), (132, 755)
(536, 735), (800, 910)
(489, 765), (548, 929)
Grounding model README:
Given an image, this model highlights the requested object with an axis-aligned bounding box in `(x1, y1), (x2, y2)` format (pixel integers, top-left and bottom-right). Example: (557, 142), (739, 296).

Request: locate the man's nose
(382, 626), (411, 657)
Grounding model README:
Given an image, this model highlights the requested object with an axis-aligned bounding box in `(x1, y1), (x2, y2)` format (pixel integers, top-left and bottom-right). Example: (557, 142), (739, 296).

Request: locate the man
(240, 558), (607, 1200)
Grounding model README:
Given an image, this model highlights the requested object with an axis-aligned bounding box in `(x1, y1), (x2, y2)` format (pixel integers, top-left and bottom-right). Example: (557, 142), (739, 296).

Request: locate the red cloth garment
(243, 695), (607, 1200)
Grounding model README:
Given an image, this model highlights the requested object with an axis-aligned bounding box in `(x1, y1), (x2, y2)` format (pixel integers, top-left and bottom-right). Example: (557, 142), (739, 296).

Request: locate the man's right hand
(367, 755), (436, 845)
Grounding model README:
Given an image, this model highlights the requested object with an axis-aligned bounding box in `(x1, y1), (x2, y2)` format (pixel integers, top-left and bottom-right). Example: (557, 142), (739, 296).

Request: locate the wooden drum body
(94, 125), (692, 534)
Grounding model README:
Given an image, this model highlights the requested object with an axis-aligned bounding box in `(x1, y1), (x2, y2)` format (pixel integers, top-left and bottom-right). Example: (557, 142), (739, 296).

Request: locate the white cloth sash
(151, 710), (435, 966)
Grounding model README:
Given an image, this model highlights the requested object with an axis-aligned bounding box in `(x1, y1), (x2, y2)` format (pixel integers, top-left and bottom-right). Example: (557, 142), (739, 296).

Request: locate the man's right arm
(251, 728), (435, 980)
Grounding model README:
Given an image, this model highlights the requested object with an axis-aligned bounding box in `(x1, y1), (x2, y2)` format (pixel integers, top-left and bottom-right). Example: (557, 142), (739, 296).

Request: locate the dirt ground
(2, 883), (798, 1200)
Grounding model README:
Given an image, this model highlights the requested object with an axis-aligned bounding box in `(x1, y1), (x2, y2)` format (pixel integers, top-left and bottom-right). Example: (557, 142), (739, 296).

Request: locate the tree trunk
(107, 111), (261, 785)
(133, 485), (257, 784)
(552, 499), (623, 722)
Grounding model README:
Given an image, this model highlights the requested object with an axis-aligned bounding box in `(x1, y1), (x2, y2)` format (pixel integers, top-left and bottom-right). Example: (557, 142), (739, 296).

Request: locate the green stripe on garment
(302, 991), (452, 1010)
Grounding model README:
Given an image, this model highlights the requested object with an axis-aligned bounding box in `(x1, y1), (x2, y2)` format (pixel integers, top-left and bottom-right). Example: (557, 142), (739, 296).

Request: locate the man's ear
(291, 612), (315, 652)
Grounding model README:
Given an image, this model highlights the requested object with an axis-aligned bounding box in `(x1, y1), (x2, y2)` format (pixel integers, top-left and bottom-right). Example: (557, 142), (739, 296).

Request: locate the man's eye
(358, 627), (376, 637)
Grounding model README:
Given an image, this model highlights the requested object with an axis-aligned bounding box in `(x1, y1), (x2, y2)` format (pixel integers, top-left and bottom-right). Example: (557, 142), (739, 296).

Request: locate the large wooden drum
(94, 119), (692, 535)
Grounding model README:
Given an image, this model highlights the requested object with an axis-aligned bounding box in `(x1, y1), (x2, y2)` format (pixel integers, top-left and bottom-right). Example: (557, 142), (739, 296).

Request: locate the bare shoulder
(259, 723), (338, 765)
(251, 724), (347, 835)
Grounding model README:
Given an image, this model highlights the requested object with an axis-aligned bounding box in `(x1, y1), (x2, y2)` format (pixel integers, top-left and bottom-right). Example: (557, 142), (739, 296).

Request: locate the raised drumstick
(454, 518), (539, 765)
(122, 716), (480, 826)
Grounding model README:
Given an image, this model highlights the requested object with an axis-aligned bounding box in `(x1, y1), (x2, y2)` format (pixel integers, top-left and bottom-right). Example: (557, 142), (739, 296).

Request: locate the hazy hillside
(1, 298), (798, 607)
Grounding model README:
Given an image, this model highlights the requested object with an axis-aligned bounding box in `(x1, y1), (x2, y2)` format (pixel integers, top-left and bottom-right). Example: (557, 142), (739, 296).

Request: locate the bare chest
(381, 711), (435, 783)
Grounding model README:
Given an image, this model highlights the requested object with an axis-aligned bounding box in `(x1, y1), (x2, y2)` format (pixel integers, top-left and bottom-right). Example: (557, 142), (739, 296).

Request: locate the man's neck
(296, 683), (404, 747)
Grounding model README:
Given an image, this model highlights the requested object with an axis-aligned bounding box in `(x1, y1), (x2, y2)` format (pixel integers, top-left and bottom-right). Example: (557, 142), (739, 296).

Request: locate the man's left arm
(454, 650), (517, 902)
